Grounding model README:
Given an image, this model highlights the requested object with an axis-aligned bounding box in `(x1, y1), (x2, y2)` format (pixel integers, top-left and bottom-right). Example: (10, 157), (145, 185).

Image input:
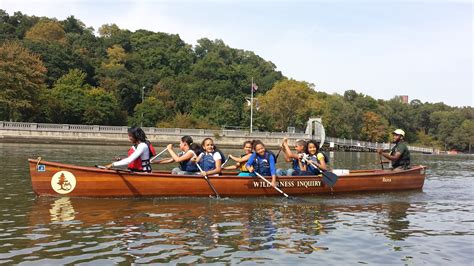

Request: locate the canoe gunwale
(28, 159), (426, 197)
(28, 158), (426, 179)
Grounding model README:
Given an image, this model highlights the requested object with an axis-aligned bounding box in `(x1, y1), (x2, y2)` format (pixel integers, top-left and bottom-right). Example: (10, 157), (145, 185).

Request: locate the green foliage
(25, 19), (67, 44)
(1, 10), (472, 152)
(83, 88), (125, 125)
(157, 112), (216, 129)
(0, 41), (47, 121)
(259, 79), (322, 131)
(360, 111), (388, 142)
(128, 97), (166, 127)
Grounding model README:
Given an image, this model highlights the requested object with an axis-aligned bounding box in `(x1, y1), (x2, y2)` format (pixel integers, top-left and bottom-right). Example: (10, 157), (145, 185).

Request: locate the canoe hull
(29, 159), (426, 198)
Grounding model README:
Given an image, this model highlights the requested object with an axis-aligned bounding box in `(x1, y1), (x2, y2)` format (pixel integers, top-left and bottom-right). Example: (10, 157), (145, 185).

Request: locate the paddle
(150, 148), (168, 162)
(196, 163), (221, 199)
(379, 154), (384, 170)
(95, 165), (133, 173)
(220, 155), (231, 167)
(275, 146), (283, 161)
(305, 159), (339, 189)
(253, 171), (290, 198)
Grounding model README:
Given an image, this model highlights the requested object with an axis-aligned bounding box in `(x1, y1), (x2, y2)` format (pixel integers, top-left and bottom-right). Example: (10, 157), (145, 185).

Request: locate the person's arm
(282, 138), (300, 161)
(316, 153), (327, 171)
(269, 154), (277, 186)
(377, 148), (401, 161)
(229, 154), (251, 163)
(106, 143), (146, 168)
(166, 144), (181, 162)
(269, 153), (276, 176)
(245, 152), (257, 172)
(223, 163), (239, 170)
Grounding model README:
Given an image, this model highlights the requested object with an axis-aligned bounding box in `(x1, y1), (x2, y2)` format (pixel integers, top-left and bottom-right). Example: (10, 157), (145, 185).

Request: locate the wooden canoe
(29, 159), (426, 198)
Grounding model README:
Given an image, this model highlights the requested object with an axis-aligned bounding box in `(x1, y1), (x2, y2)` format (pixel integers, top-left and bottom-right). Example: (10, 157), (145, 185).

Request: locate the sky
(2, 0), (473, 107)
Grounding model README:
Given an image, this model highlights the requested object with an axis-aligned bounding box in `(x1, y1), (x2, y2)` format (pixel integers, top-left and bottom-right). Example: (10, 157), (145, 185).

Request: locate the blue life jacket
(179, 151), (198, 172)
(199, 152), (217, 171)
(292, 157), (302, 172)
(307, 152), (329, 175)
(254, 152), (273, 176)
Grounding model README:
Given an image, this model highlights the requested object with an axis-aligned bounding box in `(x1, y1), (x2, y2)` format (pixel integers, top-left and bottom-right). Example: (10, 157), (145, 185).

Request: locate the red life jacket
(127, 142), (156, 172)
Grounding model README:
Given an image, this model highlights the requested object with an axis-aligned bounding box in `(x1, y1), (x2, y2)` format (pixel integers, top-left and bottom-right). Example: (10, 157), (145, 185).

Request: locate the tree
(24, 40), (94, 86)
(430, 111), (464, 151)
(360, 111), (388, 142)
(322, 95), (359, 139)
(259, 79), (323, 131)
(0, 41), (46, 121)
(48, 69), (91, 124)
(128, 97), (166, 127)
(83, 88), (125, 125)
(380, 97), (416, 142)
(25, 19), (67, 44)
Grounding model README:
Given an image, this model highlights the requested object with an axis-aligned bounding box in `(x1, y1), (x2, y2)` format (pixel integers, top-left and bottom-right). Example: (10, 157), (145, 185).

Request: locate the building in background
(400, 95), (409, 104)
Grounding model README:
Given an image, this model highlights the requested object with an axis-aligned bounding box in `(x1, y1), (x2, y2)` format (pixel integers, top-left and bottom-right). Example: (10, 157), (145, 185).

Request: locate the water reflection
(386, 203), (411, 241)
(49, 197), (75, 223)
(1, 142), (472, 264)
(14, 197), (423, 263)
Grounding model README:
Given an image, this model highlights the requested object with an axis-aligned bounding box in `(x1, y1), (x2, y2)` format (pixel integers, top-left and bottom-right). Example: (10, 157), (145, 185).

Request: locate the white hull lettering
(296, 180), (322, 187)
(252, 180), (321, 188)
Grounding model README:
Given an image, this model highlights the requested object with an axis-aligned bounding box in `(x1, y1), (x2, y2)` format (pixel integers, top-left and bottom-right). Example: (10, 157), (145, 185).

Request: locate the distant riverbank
(0, 121), (436, 153)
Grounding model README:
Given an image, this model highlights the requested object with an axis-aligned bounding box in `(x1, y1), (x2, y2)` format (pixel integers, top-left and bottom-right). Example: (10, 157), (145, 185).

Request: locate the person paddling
(377, 129), (411, 171)
(224, 140), (253, 176)
(246, 140), (277, 187)
(300, 140), (328, 175)
(277, 138), (306, 176)
(196, 138), (223, 177)
(105, 127), (156, 172)
(156, 135), (201, 175)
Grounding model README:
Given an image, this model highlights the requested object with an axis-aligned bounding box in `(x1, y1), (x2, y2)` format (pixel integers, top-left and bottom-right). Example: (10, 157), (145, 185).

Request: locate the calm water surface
(0, 143), (473, 265)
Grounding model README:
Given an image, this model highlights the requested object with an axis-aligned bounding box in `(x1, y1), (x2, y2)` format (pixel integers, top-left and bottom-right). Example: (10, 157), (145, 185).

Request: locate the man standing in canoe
(377, 129), (411, 171)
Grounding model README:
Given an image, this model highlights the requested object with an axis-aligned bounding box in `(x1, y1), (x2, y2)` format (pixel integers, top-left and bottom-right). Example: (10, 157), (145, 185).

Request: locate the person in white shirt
(105, 127), (155, 172)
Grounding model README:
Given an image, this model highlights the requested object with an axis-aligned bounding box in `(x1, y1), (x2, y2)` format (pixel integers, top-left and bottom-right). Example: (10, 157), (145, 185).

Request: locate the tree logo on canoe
(51, 171), (76, 194)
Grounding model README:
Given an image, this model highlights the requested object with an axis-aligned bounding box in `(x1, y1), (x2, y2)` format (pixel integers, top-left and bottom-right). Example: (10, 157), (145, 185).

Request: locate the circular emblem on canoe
(51, 171), (76, 194)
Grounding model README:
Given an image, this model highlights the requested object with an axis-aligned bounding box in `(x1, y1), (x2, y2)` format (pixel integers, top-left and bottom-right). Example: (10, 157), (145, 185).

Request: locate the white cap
(393, 129), (405, 137)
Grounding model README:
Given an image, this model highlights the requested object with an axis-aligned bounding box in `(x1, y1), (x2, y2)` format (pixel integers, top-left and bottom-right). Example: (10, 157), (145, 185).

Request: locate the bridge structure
(0, 121), (435, 154)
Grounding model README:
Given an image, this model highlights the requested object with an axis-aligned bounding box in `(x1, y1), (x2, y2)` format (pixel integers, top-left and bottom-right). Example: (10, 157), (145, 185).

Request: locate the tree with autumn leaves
(0, 41), (47, 121)
(0, 10), (472, 152)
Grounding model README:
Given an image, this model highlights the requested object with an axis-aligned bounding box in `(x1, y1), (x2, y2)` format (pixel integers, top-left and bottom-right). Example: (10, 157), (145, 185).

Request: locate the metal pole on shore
(250, 77), (253, 134)
(141, 86), (145, 127)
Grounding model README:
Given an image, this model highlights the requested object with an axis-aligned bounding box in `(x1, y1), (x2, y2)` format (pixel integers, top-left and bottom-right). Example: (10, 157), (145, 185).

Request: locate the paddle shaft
(150, 148), (168, 162)
(379, 154), (384, 170)
(254, 171), (289, 198)
(95, 165), (133, 173)
(221, 156), (230, 167)
(196, 163), (221, 199)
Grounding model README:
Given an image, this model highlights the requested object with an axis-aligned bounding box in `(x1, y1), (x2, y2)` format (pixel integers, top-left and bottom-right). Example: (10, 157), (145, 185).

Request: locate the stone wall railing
(0, 121), (434, 153)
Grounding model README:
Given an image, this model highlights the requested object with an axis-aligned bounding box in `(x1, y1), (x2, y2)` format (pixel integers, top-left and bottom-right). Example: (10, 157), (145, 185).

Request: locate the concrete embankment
(0, 121), (436, 153)
(0, 123), (299, 148)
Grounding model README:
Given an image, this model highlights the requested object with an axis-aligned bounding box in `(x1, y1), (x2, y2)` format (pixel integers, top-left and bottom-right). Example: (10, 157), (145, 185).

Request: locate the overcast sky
(2, 0), (472, 107)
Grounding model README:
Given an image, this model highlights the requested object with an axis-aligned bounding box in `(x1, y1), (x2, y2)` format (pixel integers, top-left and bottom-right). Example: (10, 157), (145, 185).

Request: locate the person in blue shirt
(246, 140), (277, 187)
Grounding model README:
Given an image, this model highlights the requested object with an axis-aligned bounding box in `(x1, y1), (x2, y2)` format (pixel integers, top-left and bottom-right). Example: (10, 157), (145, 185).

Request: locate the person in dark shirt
(377, 129), (411, 171)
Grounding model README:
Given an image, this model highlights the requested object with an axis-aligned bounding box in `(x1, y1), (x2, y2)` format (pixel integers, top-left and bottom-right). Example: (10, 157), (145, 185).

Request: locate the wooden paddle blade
(322, 171), (339, 188)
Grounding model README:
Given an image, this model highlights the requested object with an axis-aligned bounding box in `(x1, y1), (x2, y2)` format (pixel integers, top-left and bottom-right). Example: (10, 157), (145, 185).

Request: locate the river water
(0, 143), (472, 265)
